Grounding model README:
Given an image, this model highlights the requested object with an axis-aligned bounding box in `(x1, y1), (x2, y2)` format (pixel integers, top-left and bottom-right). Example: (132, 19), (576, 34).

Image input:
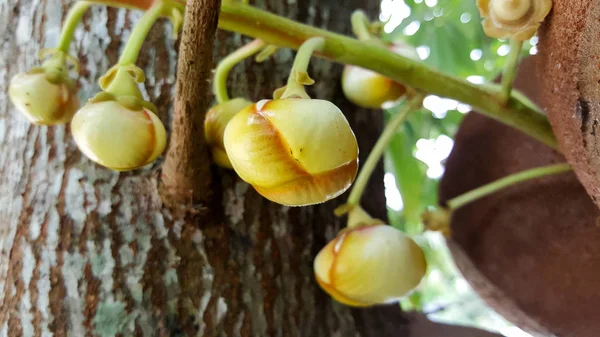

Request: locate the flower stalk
(213, 39), (266, 104)
(57, 1), (92, 53)
(424, 163), (572, 237)
(446, 163), (572, 210)
(118, 1), (165, 65)
(350, 10), (373, 41)
(337, 94), (424, 216)
(279, 37), (325, 99)
(500, 39), (523, 104)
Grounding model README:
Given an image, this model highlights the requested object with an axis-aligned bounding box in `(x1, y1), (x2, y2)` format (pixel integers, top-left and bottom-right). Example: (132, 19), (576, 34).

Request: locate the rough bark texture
(0, 1), (504, 336)
(160, 0), (220, 208)
(538, 0), (600, 209)
(441, 57), (600, 337)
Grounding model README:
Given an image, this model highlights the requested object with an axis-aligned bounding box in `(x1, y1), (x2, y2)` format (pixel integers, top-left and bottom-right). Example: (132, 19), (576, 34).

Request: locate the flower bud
(204, 98), (252, 168)
(9, 69), (79, 125)
(223, 98), (359, 206)
(341, 42), (419, 109)
(477, 0), (552, 41)
(71, 97), (166, 171)
(314, 224), (427, 307)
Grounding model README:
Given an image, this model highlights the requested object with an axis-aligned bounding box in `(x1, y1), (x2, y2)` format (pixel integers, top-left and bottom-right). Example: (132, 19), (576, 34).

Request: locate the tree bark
(0, 1), (504, 336)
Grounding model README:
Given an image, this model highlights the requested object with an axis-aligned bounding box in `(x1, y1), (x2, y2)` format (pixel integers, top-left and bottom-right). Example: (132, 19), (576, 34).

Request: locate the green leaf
(385, 118), (427, 234)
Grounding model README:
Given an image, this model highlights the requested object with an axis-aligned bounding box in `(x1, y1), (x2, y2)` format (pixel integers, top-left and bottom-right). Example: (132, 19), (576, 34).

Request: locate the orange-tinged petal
(314, 224), (427, 307)
(224, 98), (358, 206)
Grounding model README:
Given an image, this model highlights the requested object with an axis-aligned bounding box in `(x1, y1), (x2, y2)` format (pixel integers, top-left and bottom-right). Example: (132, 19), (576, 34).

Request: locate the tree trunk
(0, 1), (504, 336)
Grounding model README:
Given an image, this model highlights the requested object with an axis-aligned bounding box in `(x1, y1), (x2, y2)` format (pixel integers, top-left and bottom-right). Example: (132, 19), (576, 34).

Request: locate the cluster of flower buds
(201, 32), (426, 305)
(477, 0), (552, 41)
(8, 1), (178, 171)
(10, 2), (429, 309)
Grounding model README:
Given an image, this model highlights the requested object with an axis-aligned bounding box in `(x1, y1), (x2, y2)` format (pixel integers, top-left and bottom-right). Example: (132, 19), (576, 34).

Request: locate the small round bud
(9, 70), (79, 125)
(223, 98), (359, 206)
(342, 43), (419, 109)
(204, 98), (252, 168)
(477, 0), (552, 41)
(71, 99), (166, 171)
(314, 224), (427, 307)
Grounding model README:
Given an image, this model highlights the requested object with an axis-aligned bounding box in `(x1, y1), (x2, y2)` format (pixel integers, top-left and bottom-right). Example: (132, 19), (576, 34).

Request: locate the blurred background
(378, 1), (537, 336)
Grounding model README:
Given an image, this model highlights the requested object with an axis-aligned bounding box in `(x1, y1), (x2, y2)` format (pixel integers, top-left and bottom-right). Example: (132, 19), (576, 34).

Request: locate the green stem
(217, 3), (557, 149)
(350, 10), (373, 41)
(500, 39), (523, 103)
(346, 94), (424, 208)
(103, 66), (145, 98)
(447, 163), (572, 210)
(95, 1), (558, 149)
(87, 0), (185, 14)
(118, 1), (165, 65)
(280, 37), (325, 99)
(56, 1), (91, 53)
(214, 39), (266, 104)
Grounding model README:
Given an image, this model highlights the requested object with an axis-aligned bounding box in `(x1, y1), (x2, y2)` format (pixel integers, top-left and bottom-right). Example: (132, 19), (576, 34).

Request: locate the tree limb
(160, 0), (221, 210)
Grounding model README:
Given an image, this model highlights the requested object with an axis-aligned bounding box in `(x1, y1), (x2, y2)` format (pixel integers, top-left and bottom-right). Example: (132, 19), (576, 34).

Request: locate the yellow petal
(315, 225), (427, 307)
(71, 100), (166, 171)
(260, 99), (358, 175)
(342, 66), (406, 109)
(9, 72), (78, 125)
(341, 43), (417, 109)
(479, 0), (552, 40)
(224, 98), (359, 206)
(211, 147), (234, 169)
(490, 0), (531, 22)
(477, 0), (491, 18)
(204, 98), (252, 168)
(224, 101), (309, 188)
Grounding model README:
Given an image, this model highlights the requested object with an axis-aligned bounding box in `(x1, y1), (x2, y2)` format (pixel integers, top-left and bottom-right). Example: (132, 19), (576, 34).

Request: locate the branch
(500, 39), (523, 103)
(93, 1), (556, 149)
(96, 1), (557, 149)
(159, 0), (221, 209)
(217, 2), (557, 149)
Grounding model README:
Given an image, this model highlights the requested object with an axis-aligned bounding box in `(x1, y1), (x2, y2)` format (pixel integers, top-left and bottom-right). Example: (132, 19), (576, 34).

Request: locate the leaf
(385, 116), (428, 234)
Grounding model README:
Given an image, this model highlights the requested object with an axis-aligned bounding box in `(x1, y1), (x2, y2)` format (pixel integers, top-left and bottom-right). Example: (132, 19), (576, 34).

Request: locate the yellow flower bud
(8, 69), (79, 125)
(71, 98), (166, 171)
(341, 43), (419, 109)
(314, 224), (427, 307)
(204, 98), (252, 168)
(223, 98), (359, 206)
(477, 0), (552, 41)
